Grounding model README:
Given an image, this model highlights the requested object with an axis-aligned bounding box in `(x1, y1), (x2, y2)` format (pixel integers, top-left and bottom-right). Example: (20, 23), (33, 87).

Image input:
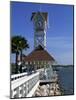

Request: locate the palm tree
(19, 37), (29, 73)
(11, 36), (20, 74)
(11, 36), (29, 74)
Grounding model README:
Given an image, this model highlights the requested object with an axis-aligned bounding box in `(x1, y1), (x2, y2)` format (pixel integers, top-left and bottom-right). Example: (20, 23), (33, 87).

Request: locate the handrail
(11, 72), (39, 98)
(11, 68), (44, 81)
(11, 72), (27, 81)
(11, 72), (39, 90)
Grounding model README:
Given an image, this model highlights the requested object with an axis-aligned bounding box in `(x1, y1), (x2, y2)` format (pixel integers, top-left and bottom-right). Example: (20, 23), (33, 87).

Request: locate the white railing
(11, 72), (39, 98)
(11, 72), (27, 81)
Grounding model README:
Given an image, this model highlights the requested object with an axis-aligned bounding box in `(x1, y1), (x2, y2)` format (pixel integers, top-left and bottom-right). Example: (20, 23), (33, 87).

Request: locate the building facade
(24, 12), (55, 72)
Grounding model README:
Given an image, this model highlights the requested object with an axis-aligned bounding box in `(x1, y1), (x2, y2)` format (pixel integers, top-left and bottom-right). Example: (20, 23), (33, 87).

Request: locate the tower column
(31, 12), (48, 49)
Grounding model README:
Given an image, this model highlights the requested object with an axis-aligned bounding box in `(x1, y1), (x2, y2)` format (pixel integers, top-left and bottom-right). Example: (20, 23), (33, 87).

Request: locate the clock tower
(31, 12), (48, 49)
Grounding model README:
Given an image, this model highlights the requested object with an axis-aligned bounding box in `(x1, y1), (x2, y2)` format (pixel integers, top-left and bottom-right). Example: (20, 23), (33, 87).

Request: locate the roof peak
(35, 45), (44, 51)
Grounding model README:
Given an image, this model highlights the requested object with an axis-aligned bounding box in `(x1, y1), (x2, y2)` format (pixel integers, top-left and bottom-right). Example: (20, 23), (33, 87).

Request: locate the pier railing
(11, 72), (39, 98)
(11, 72), (27, 81)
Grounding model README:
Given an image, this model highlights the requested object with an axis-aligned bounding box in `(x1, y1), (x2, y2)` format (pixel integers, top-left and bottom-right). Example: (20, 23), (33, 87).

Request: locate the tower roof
(24, 45), (55, 62)
(31, 12), (48, 22)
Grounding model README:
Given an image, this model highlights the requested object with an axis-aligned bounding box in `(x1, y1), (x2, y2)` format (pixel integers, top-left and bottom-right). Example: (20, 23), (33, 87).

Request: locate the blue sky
(11, 2), (73, 65)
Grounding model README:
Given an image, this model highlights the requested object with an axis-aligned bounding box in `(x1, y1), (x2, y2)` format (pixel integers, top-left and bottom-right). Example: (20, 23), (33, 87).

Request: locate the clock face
(34, 14), (44, 31)
(36, 20), (43, 28)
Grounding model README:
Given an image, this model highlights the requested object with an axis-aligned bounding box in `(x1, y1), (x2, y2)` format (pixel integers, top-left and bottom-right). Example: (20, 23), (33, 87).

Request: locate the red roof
(24, 45), (55, 62)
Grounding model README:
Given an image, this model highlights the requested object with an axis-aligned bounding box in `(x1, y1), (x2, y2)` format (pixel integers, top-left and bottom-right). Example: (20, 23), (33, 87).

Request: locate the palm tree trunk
(20, 50), (22, 73)
(15, 51), (19, 74)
